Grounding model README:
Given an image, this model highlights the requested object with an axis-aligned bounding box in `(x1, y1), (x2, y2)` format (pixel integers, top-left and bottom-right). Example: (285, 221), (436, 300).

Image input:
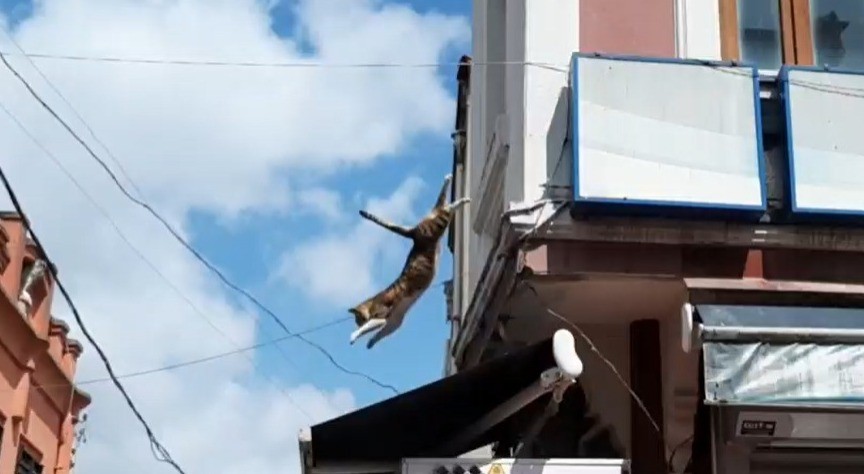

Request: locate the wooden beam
(540, 215), (864, 253)
(718, 0), (740, 61)
(790, 0), (815, 65)
(629, 319), (666, 474)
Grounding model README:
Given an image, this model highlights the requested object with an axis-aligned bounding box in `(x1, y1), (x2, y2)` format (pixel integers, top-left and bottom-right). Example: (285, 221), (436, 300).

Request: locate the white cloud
(278, 175), (425, 307)
(296, 187), (344, 223)
(0, 0), (467, 472)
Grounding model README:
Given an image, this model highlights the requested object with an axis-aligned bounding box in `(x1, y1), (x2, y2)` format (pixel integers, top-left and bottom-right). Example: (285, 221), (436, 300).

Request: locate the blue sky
(0, 0), (473, 471)
(188, 0), (473, 405)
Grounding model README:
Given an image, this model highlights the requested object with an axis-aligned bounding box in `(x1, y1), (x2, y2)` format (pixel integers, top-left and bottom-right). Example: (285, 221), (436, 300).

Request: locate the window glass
(811, 0), (864, 70)
(737, 0), (784, 69)
(16, 449), (43, 474)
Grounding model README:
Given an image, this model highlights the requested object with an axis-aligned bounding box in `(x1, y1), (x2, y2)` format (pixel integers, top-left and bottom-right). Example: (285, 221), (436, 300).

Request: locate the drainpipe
(446, 55), (472, 375)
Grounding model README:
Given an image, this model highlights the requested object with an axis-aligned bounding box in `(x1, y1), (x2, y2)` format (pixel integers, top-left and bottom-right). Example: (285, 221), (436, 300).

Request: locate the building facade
(298, 2), (864, 474)
(0, 212), (90, 473)
(446, 0), (864, 473)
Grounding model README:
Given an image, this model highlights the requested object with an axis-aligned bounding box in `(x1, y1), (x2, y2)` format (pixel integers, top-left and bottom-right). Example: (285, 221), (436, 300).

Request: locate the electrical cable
(4, 48), (864, 100)
(0, 96), (346, 422)
(76, 316), (350, 386)
(0, 37), (340, 392)
(6, 316), (351, 394)
(0, 164), (188, 474)
(524, 283), (673, 468)
(704, 62), (864, 99)
(0, 50), (567, 72)
(0, 50), (401, 395)
(0, 26), (144, 199)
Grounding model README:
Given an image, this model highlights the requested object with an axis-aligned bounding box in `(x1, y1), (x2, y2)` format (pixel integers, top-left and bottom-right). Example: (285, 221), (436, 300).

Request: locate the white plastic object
(681, 302), (694, 353)
(552, 329), (584, 379)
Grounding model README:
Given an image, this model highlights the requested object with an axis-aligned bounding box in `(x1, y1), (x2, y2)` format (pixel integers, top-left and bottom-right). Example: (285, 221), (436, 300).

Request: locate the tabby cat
(349, 174), (469, 349)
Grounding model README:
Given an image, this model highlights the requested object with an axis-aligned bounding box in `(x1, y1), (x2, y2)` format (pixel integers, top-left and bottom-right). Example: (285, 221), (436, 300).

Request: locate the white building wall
(453, 0), (725, 371)
(675, 0), (722, 60)
(463, 0), (579, 306)
(520, 0), (579, 203)
(457, 1), (580, 364)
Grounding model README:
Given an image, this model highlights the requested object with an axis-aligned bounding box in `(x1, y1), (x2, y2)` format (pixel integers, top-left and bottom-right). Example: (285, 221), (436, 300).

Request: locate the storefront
(689, 304), (864, 474)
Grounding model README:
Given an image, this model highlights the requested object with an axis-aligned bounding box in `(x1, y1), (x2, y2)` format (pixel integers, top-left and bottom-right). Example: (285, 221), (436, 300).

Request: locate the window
(17, 259), (47, 317)
(721, 0), (864, 70)
(736, 0), (784, 69)
(811, 0), (864, 69)
(16, 449), (43, 474)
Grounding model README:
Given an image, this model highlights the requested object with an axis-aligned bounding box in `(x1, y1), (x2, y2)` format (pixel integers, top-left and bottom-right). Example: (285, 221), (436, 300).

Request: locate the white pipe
(553, 329), (584, 378)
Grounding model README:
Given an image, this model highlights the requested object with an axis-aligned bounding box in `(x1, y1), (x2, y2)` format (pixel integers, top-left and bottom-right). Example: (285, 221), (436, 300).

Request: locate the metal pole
(439, 367), (568, 455)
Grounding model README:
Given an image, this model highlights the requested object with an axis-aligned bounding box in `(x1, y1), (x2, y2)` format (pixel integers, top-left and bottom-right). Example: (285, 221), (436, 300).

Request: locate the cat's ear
(348, 307), (363, 325)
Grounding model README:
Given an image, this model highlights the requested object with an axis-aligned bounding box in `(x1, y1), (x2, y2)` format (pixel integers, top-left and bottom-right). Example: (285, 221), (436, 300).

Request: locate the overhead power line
(9, 315), (350, 394)
(0, 27), (144, 198)
(0, 27), (337, 405)
(6, 48), (864, 99)
(0, 50), (400, 395)
(0, 50), (553, 69)
(0, 165), (188, 474)
(0, 95), (336, 422)
(76, 316), (350, 386)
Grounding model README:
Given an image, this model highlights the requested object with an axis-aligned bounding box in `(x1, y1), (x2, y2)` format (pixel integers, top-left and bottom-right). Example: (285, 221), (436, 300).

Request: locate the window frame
(17, 258), (49, 319)
(719, 0), (816, 66)
(16, 447), (43, 474)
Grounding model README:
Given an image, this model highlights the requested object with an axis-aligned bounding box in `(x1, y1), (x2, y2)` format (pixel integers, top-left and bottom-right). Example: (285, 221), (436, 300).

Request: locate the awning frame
(680, 302), (864, 354)
(438, 365), (576, 455)
(701, 325), (864, 344)
(299, 330), (586, 474)
(690, 304), (864, 409)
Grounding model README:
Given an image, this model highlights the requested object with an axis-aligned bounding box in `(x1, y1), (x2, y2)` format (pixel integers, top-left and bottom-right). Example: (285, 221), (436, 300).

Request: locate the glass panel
(737, 0), (783, 69)
(811, 0), (864, 70)
(704, 341), (864, 405)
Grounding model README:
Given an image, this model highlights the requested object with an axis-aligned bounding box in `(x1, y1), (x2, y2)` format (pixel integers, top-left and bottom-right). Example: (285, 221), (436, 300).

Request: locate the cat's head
(348, 306), (367, 325)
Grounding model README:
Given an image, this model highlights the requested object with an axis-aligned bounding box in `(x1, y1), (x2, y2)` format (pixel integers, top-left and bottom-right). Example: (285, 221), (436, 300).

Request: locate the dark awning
(694, 304), (864, 408)
(303, 337), (559, 469)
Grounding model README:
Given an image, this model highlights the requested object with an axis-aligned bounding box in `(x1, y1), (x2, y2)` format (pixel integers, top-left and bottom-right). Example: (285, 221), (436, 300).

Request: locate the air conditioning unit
(401, 458), (630, 474)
